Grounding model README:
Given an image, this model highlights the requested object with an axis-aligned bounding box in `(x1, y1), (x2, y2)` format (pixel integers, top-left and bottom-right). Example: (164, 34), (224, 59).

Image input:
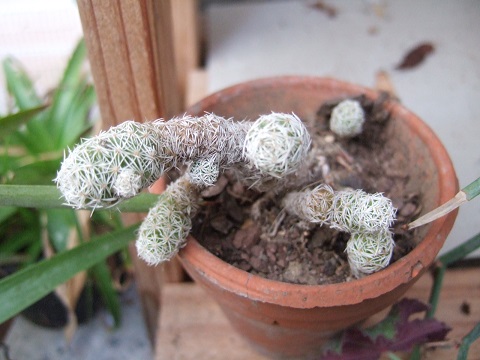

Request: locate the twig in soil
(268, 209), (286, 237)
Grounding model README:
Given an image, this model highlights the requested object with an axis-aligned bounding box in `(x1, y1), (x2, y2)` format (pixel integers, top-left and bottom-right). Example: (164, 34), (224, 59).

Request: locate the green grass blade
(0, 105), (49, 141)
(0, 224), (139, 323)
(0, 185), (158, 212)
(91, 261), (122, 327)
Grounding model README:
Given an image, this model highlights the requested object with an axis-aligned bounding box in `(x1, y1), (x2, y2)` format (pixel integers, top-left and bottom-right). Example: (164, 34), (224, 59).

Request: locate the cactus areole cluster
(56, 107), (397, 278)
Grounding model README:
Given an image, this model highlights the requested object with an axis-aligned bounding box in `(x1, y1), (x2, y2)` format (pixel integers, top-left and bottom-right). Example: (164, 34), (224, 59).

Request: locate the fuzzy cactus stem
(329, 99), (365, 138)
(283, 184), (334, 225)
(346, 230), (395, 278)
(330, 189), (396, 234)
(55, 114), (249, 209)
(244, 113), (311, 179)
(284, 186), (396, 234)
(135, 175), (200, 266)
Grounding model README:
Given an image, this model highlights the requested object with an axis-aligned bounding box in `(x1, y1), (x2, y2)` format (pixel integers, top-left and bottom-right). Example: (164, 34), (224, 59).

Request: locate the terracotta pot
(178, 76), (458, 359)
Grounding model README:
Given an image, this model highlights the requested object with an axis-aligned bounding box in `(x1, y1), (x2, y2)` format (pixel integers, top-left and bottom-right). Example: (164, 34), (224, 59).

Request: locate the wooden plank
(155, 267), (480, 359)
(186, 69), (208, 107)
(76, 0), (196, 345)
(77, 0), (181, 128)
(156, 283), (268, 360)
(171, 0), (200, 108)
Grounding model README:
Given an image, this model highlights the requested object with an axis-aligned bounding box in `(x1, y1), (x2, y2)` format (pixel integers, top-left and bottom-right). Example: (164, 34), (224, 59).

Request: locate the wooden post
(76, 0), (199, 345)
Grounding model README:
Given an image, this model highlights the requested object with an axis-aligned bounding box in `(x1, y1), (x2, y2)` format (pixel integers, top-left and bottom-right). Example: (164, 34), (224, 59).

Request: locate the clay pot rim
(179, 76), (458, 309)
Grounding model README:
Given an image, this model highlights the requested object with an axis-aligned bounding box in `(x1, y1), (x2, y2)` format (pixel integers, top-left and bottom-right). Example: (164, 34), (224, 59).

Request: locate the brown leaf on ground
(396, 42), (435, 70)
(309, 1), (337, 18)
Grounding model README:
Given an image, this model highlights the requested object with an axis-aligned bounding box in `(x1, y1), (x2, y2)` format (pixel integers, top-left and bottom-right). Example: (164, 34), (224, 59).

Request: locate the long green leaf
(47, 40), (92, 147)
(9, 158), (62, 185)
(91, 261), (122, 327)
(0, 185), (158, 212)
(56, 84), (96, 148)
(2, 58), (42, 110)
(2, 58), (52, 153)
(0, 105), (49, 141)
(0, 224), (139, 323)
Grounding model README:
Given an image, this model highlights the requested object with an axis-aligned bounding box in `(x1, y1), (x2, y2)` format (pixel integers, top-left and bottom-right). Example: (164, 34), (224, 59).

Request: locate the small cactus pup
(346, 230), (395, 278)
(329, 99), (365, 138)
(283, 184), (397, 278)
(136, 174), (200, 266)
(244, 112), (311, 179)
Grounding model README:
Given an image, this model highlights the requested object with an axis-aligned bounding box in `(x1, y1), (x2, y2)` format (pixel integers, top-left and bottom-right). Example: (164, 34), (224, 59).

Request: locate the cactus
(56, 108), (397, 276)
(284, 185), (396, 234)
(284, 185), (396, 278)
(244, 113), (311, 178)
(55, 113), (310, 210)
(345, 230), (395, 278)
(329, 99), (365, 138)
(56, 112), (311, 265)
(330, 189), (396, 233)
(136, 175), (199, 265)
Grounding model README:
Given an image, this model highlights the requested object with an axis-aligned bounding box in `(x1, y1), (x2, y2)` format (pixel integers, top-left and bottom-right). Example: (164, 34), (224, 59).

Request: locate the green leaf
(9, 158), (62, 185)
(463, 176), (480, 201)
(0, 185), (62, 208)
(55, 83), (96, 148)
(91, 261), (122, 327)
(44, 208), (78, 253)
(0, 185), (158, 212)
(0, 227), (38, 258)
(2, 58), (42, 110)
(0, 105), (49, 141)
(2, 58), (52, 153)
(0, 224), (139, 323)
(47, 40), (95, 147)
(0, 206), (16, 223)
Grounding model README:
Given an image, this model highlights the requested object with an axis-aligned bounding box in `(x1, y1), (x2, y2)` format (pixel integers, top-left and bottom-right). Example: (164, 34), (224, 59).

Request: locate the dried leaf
(309, 1), (337, 18)
(322, 298), (451, 359)
(396, 43), (435, 70)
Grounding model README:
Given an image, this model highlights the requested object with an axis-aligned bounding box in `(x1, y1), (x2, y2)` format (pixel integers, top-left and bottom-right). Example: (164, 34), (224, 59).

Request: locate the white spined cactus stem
(346, 230), (395, 278)
(330, 189), (396, 233)
(55, 121), (164, 209)
(55, 114), (249, 209)
(330, 99), (365, 138)
(283, 184), (334, 225)
(188, 155), (220, 187)
(244, 113), (311, 178)
(136, 175), (199, 266)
